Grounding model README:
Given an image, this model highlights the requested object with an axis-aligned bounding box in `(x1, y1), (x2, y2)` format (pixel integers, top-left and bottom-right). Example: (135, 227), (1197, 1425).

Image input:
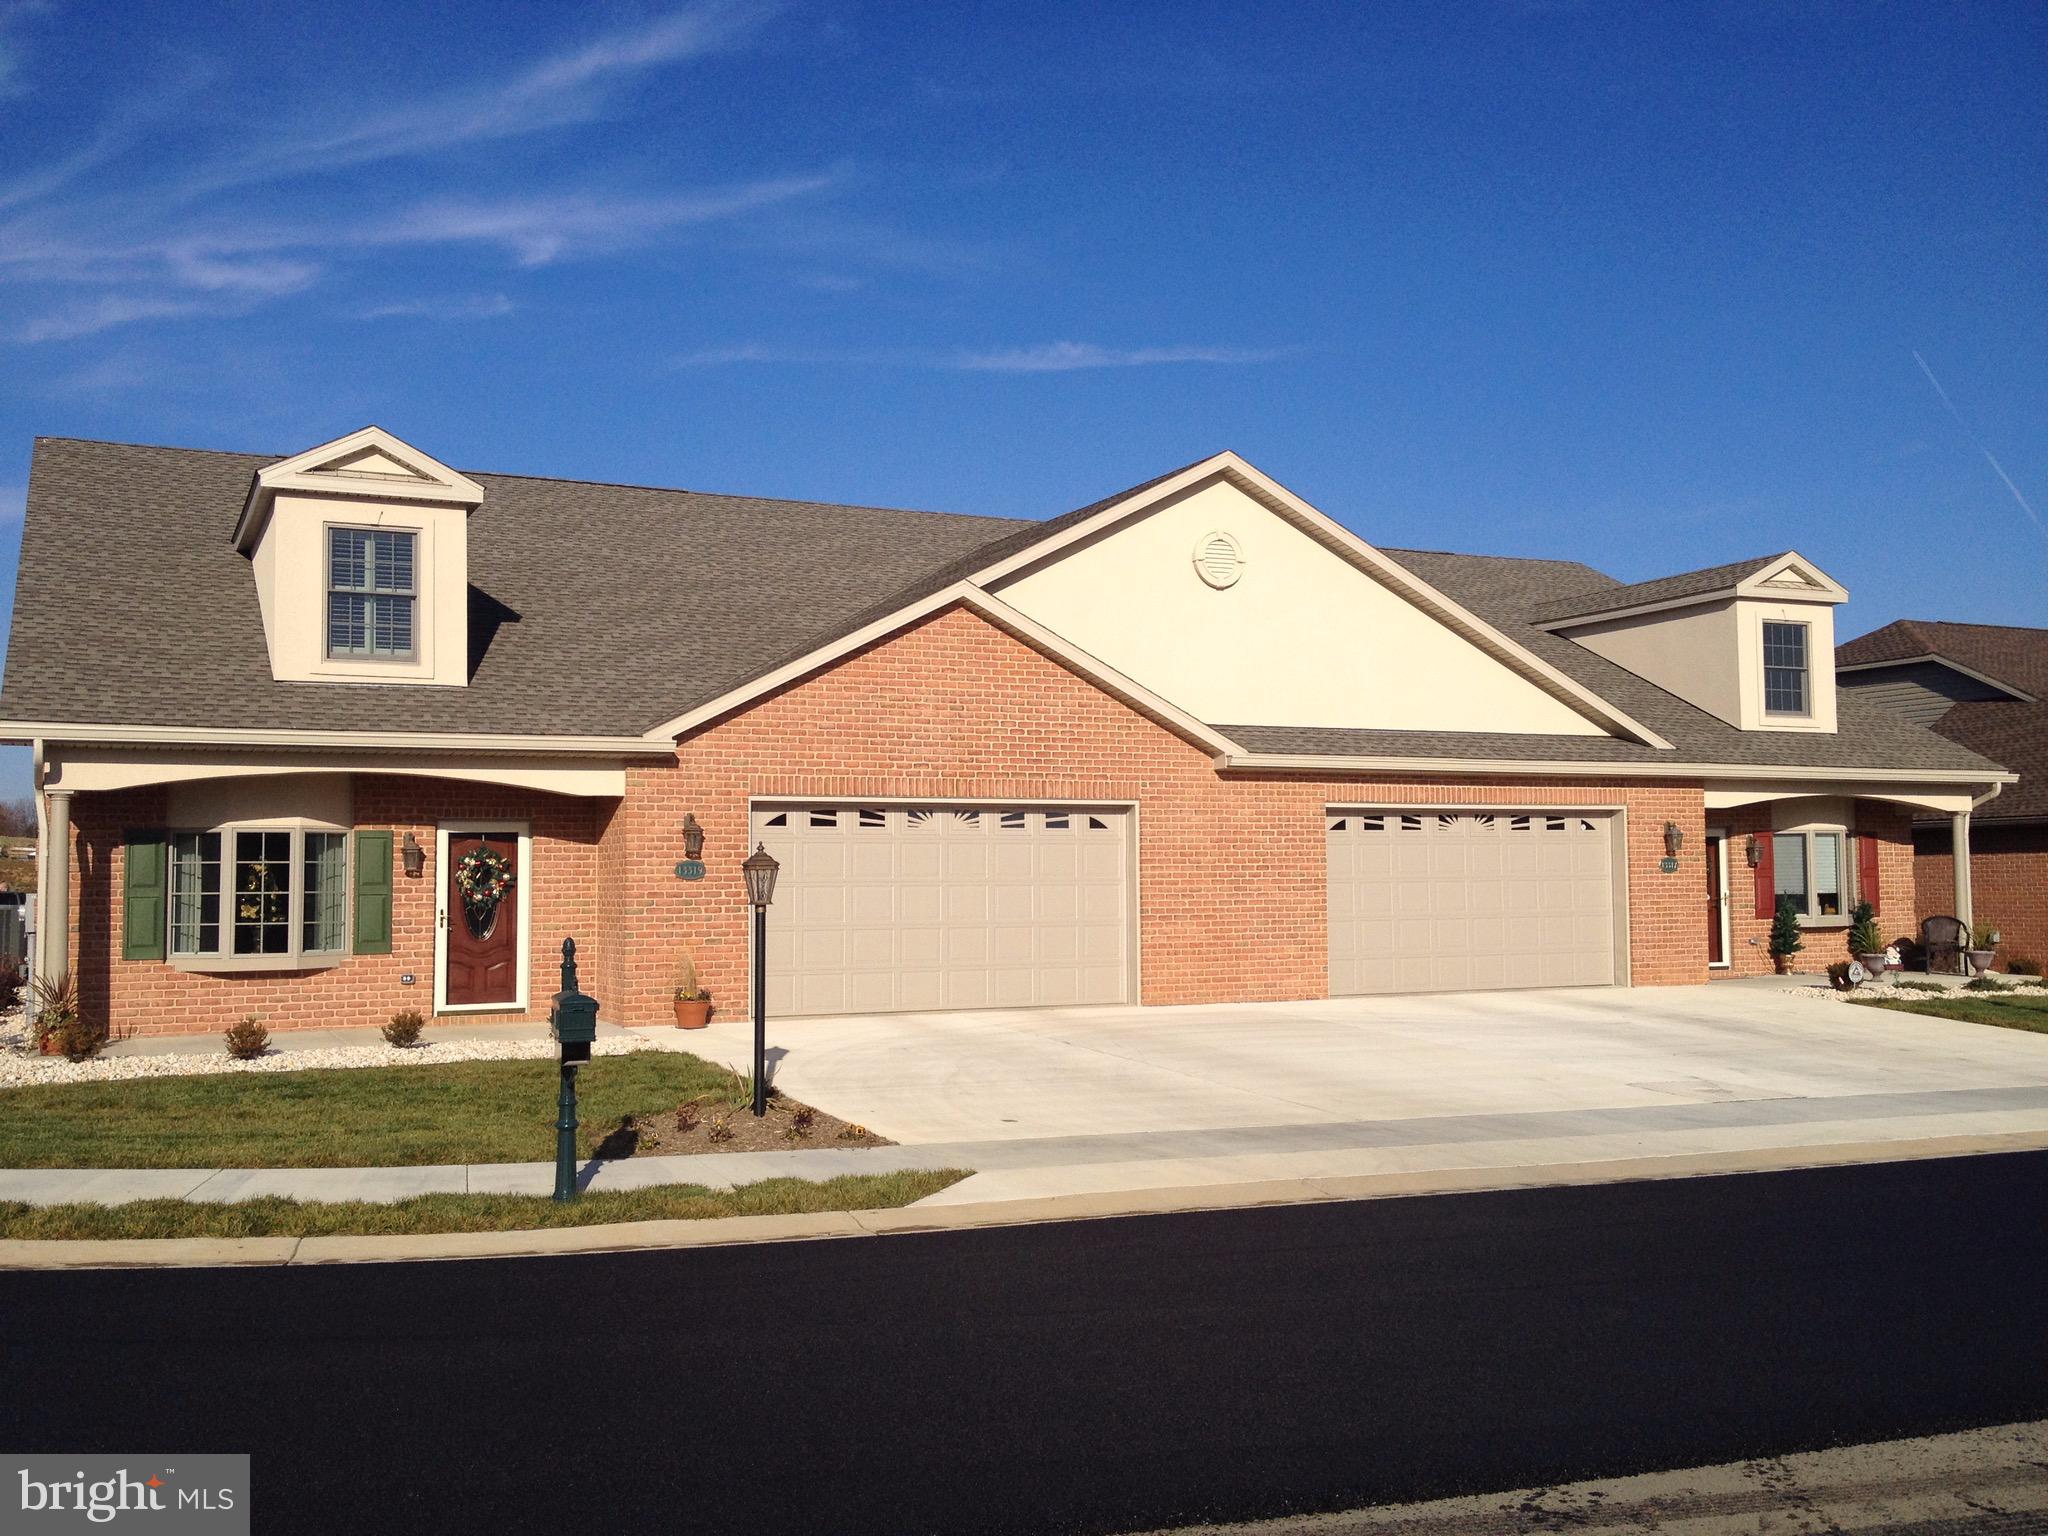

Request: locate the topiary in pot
(1769, 896), (1804, 974)
(1847, 901), (1887, 976)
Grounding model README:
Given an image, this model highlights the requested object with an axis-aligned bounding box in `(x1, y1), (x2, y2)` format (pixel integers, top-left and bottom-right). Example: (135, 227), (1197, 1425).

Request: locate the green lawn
(0, 1052), (765, 1168)
(0, 1171), (968, 1239)
(1849, 989), (2048, 1035)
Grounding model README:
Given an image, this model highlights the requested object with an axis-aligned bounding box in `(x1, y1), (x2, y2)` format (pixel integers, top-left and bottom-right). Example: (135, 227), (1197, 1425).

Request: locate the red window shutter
(1753, 833), (1775, 918)
(1856, 832), (1880, 912)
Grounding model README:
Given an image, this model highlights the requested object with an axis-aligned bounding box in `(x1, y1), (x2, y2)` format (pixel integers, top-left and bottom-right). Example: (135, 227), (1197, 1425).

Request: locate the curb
(3, 1128), (2046, 1270)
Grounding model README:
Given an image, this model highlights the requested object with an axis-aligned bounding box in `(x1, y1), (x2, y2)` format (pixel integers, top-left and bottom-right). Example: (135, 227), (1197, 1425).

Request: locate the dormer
(1535, 552), (1848, 733)
(233, 427), (483, 688)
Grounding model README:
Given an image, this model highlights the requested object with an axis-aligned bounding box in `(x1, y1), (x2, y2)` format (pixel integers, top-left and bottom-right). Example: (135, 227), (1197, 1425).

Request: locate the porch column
(40, 788), (71, 982)
(1950, 809), (1973, 928)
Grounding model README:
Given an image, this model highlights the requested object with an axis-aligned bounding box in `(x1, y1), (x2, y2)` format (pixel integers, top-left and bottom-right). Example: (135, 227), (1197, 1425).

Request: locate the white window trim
(167, 820), (351, 973)
(433, 822), (533, 1015)
(1774, 822), (1851, 927)
(1707, 825), (1732, 969)
(1761, 619), (1813, 719)
(308, 518), (436, 683)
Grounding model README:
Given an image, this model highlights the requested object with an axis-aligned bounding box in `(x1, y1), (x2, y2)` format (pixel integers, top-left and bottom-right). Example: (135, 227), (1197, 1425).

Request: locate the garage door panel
(1329, 809), (1615, 997)
(755, 804), (1130, 1016)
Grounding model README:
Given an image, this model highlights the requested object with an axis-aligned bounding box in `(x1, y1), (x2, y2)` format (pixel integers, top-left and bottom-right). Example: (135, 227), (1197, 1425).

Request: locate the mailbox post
(548, 937), (600, 1202)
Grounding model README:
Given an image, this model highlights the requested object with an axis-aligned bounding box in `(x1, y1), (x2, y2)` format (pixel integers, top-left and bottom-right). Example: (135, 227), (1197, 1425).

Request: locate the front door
(1705, 832), (1729, 967)
(445, 831), (521, 1007)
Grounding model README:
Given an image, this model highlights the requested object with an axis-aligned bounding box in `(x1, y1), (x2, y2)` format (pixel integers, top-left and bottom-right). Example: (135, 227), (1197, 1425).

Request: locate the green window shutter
(123, 830), (168, 962)
(353, 830), (394, 955)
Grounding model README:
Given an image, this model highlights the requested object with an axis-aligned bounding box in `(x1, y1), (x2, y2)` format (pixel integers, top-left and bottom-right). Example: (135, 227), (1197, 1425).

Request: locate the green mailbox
(549, 937), (598, 1063)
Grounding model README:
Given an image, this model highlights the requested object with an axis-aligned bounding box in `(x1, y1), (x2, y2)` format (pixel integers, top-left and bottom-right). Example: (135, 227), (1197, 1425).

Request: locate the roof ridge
(31, 435), (1028, 527)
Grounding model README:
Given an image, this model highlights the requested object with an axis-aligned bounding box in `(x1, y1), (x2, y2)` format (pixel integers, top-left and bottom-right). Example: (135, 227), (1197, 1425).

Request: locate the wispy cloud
(203, 3), (778, 189)
(360, 293), (516, 322)
(956, 341), (1296, 372)
(0, 0), (52, 103)
(673, 340), (1297, 372)
(0, 485), (23, 526)
(1914, 349), (2048, 550)
(21, 294), (209, 342)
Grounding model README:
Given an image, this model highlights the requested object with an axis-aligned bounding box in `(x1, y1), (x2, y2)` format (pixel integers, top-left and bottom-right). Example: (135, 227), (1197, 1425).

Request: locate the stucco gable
(986, 471), (1628, 739)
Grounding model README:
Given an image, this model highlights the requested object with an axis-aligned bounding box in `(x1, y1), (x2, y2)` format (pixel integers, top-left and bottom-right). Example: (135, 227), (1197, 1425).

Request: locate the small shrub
(707, 1116), (735, 1143)
(785, 1104), (816, 1139)
(1769, 896), (1804, 960)
(1827, 961), (1856, 991)
(0, 958), (24, 1012)
(223, 1015), (270, 1060)
(56, 1013), (109, 1062)
(1892, 980), (1949, 994)
(30, 970), (78, 1054)
(716, 1069), (756, 1109)
(674, 1101), (701, 1134)
(1963, 974), (2009, 993)
(382, 1009), (426, 1048)
(2009, 957), (2043, 978)
(837, 1123), (869, 1142)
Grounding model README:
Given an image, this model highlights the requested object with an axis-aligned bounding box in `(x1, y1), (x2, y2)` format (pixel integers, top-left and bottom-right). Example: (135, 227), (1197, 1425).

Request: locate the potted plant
(1966, 920), (2000, 977)
(673, 951), (712, 1029)
(30, 970), (79, 1056)
(1847, 901), (1888, 980)
(1769, 895), (1804, 975)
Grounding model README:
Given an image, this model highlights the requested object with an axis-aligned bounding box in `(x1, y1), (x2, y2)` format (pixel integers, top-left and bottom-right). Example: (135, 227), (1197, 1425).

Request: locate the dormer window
(1762, 621), (1809, 715)
(327, 527), (417, 661)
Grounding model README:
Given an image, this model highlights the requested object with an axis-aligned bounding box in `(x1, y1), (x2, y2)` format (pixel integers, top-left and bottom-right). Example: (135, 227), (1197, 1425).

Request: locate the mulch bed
(591, 1091), (890, 1158)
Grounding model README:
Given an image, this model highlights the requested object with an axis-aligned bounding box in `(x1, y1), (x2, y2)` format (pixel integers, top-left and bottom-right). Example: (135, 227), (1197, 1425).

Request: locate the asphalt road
(4, 1152), (2047, 1536)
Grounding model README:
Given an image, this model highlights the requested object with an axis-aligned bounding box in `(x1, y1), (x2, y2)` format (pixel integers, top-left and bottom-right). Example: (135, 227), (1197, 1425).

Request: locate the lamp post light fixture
(741, 842), (781, 1117)
(1663, 822), (1685, 858)
(401, 832), (425, 879)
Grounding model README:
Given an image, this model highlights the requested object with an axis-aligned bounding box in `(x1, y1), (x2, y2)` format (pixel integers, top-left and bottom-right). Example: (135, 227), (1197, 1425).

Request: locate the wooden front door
(1704, 833), (1727, 966)
(445, 831), (520, 1006)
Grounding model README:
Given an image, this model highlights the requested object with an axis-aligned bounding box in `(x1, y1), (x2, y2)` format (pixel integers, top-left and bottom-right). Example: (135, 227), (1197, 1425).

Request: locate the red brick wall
(1915, 821), (2048, 970)
(66, 777), (601, 1037)
(596, 603), (1712, 1025)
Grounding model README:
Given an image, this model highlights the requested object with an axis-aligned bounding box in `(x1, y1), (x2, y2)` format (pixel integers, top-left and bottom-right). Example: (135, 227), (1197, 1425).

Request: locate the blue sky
(0, 1), (2043, 793)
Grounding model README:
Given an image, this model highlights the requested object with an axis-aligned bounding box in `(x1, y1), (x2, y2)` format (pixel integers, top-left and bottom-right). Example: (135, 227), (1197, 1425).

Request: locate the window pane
(302, 833), (347, 953)
(1763, 622), (1808, 713)
(170, 832), (220, 955)
(327, 528), (417, 658)
(1772, 833), (1808, 914)
(233, 830), (294, 955)
(1813, 832), (1842, 917)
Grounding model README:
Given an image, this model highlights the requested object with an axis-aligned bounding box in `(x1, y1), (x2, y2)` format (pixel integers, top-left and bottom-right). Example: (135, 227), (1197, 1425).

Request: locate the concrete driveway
(680, 982), (2048, 1203)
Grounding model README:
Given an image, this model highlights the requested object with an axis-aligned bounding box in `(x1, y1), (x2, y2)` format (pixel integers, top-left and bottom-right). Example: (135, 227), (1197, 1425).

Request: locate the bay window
(1772, 827), (1846, 921)
(169, 824), (349, 968)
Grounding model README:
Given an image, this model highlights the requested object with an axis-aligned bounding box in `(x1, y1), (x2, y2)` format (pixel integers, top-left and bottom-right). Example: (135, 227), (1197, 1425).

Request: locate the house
(0, 429), (2012, 1035)
(1837, 621), (2046, 968)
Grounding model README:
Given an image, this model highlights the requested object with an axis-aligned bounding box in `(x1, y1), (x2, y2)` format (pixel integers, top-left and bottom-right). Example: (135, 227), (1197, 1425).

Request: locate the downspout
(1951, 781), (2005, 933)
(28, 738), (43, 1016)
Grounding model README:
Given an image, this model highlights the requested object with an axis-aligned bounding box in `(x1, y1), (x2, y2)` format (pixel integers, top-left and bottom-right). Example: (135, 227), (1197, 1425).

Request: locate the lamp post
(741, 842), (780, 1116)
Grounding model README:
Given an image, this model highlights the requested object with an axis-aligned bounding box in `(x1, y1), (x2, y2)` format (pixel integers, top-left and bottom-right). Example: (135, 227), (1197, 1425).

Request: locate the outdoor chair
(1919, 915), (1967, 976)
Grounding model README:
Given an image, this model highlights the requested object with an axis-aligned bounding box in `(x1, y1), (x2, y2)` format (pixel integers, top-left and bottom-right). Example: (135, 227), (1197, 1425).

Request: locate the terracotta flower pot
(673, 997), (712, 1029)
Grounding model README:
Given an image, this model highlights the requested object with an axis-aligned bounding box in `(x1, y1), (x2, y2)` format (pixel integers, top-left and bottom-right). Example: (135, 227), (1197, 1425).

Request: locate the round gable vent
(1194, 531), (1245, 589)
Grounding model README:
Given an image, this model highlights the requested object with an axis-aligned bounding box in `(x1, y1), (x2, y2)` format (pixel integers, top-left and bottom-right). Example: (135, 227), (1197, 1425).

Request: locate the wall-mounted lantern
(1745, 834), (1762, 869)
(401, 832), (426, 879)
(681, 813), (705, 861)
(1663, 822), (1685, 858)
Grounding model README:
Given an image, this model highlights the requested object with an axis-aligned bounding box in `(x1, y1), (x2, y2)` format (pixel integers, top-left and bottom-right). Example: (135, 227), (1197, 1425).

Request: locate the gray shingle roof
(1838, 620), (2048, 819)
(1364, 549), (2003, 776)
(0, 438), (1032, 737)
(0, 438), (2010, 782)
(1530, 552), (1793, 623)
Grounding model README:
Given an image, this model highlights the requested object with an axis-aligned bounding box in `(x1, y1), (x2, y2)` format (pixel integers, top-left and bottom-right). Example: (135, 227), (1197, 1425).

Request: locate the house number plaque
(674, 860), (706, 881)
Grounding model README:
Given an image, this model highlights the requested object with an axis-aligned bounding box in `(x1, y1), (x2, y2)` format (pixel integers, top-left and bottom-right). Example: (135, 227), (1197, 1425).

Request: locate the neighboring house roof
(1837, 620), (2048, 821)
(0, 436), (2009, 783)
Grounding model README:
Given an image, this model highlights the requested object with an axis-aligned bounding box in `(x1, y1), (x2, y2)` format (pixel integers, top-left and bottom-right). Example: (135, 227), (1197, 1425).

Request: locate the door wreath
(454, 844), (516, 938)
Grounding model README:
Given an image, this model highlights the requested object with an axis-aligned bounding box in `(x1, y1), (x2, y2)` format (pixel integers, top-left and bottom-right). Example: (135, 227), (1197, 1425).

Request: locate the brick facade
(1914, 822), (2048, 971)
(1714, 801), (1917, 977)
(53, 603), (1945, 1034)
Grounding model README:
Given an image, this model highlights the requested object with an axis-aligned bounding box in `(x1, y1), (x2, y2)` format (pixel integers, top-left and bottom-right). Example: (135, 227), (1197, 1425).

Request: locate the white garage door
(753, 804), (1130, 1016)
(1327, 810), (1618, 995)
